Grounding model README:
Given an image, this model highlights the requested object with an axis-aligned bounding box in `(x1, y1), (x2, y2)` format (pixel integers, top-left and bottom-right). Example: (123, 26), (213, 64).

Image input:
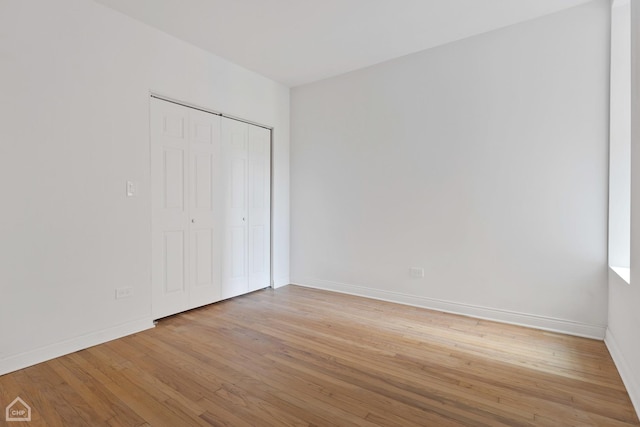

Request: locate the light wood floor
(1, 285), (638, 426)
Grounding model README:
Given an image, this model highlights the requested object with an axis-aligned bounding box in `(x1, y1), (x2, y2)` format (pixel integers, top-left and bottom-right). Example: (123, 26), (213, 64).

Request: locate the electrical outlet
(115, 287), (134, 299)
(410, 267), (425, 278)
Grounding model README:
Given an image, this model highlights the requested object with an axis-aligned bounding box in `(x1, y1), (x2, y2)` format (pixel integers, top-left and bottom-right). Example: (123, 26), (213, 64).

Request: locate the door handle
(191, 219), (196, 223)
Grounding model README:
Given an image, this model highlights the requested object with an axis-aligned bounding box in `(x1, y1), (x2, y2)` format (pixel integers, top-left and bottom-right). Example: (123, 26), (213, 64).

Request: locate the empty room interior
(1, 0), (640, 425)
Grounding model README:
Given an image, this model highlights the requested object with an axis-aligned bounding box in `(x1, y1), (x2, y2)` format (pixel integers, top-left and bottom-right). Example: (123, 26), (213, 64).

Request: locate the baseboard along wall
(0, 318), (154, 376)
(291, 278), (607, 340)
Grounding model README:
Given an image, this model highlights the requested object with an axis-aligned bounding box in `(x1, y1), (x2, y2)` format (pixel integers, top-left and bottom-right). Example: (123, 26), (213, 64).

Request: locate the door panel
(152, 98), (221, 318)
(221, 118), (249, 299)
(163, 149), (185, 209)
(251, 225), (265, 274)
(194, 229), (213, 285)
(163, 115), (185, 138)
(230, 227), (247, 277)
(248, 125), (271, 292)
(163, 231), (186, 293)
(230, 159), (247, 209)
(151, 99), (190, 318)
(194, 154), (213, 210)
(188, 108), (221, 308)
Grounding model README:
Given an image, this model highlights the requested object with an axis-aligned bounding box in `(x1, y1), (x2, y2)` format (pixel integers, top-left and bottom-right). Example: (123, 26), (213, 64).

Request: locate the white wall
(0, 0), (289, 374)
(607, 0), (640, 417)
(291, 1), (610, 338)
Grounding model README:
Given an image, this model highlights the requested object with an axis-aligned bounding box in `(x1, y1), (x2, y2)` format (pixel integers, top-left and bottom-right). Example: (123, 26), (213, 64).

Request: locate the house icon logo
(6, 397), (31, 422)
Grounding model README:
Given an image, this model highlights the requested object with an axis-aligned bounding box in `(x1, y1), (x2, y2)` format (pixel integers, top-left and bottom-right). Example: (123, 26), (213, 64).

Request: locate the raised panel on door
(188, 108), (222, 308)
(193, 229), (213, 284)
(163, 231), (186, 293)
(151, 98), (190, 319)
(248, 125), (271, 292)
(163, 149), (185, 209)
(221, 117), (249, 299)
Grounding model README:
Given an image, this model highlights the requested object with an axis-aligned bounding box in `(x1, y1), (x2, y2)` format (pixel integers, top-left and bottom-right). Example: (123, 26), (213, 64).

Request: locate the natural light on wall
(609, 0), (631, 283)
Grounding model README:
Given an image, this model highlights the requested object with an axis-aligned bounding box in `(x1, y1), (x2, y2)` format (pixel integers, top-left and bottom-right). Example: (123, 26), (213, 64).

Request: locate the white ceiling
(94, 0), (594, 87)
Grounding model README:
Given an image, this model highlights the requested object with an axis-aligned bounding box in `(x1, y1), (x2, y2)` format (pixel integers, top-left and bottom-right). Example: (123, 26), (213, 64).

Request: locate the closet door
(248, 125), (271, 292)
(221, 118), (249, 299)
(151, 99), (190, 318)
(188, 108), (222, 308)
(151, 98), (221, 319)
(221, 118), (271, 298)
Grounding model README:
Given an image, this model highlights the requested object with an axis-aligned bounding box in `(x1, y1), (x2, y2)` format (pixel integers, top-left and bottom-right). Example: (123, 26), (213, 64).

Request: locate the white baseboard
(0, 318), (155, 376)
(291, 278), (606, 340)
(605, 328), (640, 419)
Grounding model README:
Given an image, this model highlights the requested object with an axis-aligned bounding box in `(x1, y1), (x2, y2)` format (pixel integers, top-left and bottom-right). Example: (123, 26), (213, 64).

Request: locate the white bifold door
(151, 97), (271, 319)
(221, 119), (271, 299)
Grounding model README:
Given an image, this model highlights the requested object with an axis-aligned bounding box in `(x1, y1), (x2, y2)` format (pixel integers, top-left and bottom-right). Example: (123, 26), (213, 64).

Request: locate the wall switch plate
(410, 267), (425, 278)
(126, 180), (137, 197)
(115, 287), (134, 299)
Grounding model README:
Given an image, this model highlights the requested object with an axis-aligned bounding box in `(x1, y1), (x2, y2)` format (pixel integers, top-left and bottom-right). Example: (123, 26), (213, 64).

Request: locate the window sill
(610, 265), (630, 284)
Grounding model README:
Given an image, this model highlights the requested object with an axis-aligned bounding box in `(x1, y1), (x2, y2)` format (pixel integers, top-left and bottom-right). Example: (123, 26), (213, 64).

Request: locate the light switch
(126, 180), (137, 197)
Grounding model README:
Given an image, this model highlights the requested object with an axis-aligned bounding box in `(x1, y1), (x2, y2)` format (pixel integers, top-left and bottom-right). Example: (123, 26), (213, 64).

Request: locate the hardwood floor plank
(1, 285), (638, 426)
(64, 352), (149, 427)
